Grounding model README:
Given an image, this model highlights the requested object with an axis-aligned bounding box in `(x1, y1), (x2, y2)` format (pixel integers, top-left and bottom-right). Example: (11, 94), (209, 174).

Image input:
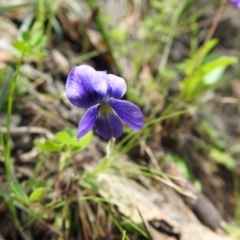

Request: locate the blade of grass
(113, 219), (130, 240)
(121, 230), (127, 240)
(0, 67), (14, 110)
(122, 216), (150, 239)
(4, 45), (27, 180)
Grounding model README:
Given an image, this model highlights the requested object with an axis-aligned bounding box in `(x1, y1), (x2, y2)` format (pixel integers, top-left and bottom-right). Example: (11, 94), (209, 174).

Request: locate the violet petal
(229, 0), (240, 8)
(108, 98), (144, 131)
(106, 74), (127, 99)
(77, 104), (99, 139)
(96, 111), (123, 139)
(66, 65), (107, 108)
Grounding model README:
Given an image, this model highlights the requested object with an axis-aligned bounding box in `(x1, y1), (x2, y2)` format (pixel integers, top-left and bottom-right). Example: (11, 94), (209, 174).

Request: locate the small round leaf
(29, 187), (45, 203)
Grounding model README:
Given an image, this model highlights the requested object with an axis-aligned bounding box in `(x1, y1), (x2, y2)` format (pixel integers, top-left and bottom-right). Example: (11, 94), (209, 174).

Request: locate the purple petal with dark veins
(66, 65), (107, 108)
(77, 105), (99, 139)
(108, 98), (144, 131)
(229, 0), (240, 8)
(106, 74), (127, 99)
(95, 111), (123, 139)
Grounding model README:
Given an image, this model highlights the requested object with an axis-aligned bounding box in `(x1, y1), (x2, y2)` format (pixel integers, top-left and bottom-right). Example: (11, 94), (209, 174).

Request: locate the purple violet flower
(66, 65), (144, 139)
(229, 0), (240, 8)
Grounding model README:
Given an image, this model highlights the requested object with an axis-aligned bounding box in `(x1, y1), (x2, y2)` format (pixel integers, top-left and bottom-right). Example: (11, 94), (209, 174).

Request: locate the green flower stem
(1, 45), (27, 228)
(5, 45), (27, 181)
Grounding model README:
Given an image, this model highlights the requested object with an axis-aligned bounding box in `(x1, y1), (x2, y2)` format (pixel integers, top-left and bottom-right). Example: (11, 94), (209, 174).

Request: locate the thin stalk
(38, 0), (45, 31)
(121, 230), (127, 240)
(5, 46), (27, 181)
(113, 219), (130, 240)
(106, 137), (116, 158)
(2, 45), (27, 227)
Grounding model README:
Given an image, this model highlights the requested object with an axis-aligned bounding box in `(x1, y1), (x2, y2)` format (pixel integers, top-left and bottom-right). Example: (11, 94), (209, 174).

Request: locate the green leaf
(71, 131), (93, 153)
(186, 39), (218, 75)
(55, 131), (72, 144)
(34, 139), (62, 152)
(14, 41), (29, 52)
(22, 31), (31, 42)
(10, 181), (29, 203)
(78, 130), (93, 148)
(201, 56), (237, 77)
(29, 187), (45, 202)
(63, 128), (78, 138)
(181, 55), (237, 102)
(209, 149), (236, 170)
(203, 67), (225, 85)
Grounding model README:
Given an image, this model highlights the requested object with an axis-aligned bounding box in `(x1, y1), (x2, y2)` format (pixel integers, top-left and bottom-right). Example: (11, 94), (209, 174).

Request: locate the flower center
(98, 102), (113, 116)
